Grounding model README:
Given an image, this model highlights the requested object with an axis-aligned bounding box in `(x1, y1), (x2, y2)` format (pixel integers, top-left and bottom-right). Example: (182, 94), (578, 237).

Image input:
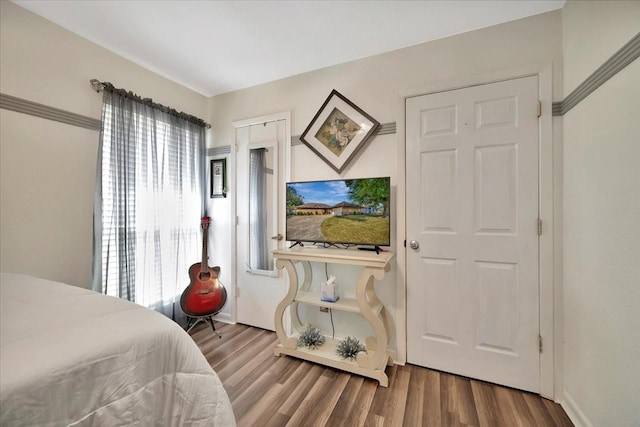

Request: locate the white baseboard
(388, 349), (401, 365)
(213, 312), (232, 323)
(560, 391), (594, 427)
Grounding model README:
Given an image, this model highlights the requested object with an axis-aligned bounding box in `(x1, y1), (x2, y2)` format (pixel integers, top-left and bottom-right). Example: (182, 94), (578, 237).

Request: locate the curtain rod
(89, 79), (211, 129)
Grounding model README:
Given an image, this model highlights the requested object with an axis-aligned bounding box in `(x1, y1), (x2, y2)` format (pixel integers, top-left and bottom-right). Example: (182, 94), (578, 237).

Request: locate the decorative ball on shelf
(336, 336), (366, 360)
(297, 325), (326, 349)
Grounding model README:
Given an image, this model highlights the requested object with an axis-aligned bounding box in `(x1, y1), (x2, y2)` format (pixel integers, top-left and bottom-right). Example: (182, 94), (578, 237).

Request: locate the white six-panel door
(406, 76), (541, 392)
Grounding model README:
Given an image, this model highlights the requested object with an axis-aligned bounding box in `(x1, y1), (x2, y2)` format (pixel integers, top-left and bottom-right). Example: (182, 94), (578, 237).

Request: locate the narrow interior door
(236, 120), (287, 330)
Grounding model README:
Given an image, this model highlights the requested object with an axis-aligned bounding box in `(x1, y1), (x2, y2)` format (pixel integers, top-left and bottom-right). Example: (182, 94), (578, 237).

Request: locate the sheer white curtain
(93, 88), (205, 321)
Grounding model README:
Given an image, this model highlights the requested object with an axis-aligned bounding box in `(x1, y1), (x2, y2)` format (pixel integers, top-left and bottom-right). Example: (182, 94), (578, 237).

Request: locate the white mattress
(0, 273), (235, 426)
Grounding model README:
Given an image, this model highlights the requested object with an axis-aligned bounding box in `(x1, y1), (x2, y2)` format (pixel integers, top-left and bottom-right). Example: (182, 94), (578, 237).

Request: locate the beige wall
(209, 11), (563, 358)
(209, 11), (563, 145)
(561, 1), (640, 426)
(0, 1), (208, 288)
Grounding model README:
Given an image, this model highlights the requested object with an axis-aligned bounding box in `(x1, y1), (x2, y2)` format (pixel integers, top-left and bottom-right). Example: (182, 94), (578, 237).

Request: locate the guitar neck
(201, 224), (209, 272)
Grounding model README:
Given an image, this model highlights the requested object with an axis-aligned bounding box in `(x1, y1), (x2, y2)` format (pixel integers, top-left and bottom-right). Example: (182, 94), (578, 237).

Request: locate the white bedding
(0, 273), (235, 426)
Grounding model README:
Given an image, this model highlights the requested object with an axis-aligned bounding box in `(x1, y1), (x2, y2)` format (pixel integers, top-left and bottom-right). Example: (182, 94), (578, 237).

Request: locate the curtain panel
(93, 89), (206, 323)
(249, 148), (268, 270)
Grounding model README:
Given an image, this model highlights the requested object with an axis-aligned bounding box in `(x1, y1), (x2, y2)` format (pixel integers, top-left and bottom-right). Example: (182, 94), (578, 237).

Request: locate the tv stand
(357, 245), (383, 254)
(288, 241), (304, 249)
(315, 242), (342, 249)
(272, 247), (394, 386)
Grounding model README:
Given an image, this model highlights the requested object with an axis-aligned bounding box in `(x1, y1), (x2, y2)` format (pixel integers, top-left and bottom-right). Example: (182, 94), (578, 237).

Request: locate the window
(93, 91), (205, 317)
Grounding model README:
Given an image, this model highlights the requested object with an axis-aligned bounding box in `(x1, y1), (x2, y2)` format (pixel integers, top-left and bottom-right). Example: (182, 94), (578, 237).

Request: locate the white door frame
(230, 111), (292, 325)
(396, 64), (556, 399)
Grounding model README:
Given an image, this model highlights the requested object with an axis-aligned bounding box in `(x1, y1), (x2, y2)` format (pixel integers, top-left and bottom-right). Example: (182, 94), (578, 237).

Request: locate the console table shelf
(293, 291), (383, 315)
(272, 247), (394, 387)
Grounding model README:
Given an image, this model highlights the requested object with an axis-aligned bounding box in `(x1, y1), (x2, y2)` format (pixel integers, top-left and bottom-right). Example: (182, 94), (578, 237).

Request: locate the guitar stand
(185, 315), (222, 339)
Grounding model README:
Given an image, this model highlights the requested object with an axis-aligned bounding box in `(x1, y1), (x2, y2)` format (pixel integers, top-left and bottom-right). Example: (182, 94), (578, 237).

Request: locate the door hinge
(539, 335), (543, 353)
(404, 239), (406, 248)
(538, 218), (542, 236)
(537, 100), (542, 118)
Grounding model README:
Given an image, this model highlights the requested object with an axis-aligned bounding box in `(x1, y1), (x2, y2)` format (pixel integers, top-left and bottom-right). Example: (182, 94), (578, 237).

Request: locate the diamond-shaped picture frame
(300, 90), (379, 174)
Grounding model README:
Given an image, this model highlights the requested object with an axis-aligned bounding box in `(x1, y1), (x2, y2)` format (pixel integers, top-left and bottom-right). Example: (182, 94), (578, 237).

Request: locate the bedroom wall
(0, 1), (208, 288)
(561, 1), (640, 426)
(207, 11), (563, 358)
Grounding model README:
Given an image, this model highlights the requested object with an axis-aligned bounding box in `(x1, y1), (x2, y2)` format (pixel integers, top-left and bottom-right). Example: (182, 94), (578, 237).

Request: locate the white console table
(272, 247), (394, 387)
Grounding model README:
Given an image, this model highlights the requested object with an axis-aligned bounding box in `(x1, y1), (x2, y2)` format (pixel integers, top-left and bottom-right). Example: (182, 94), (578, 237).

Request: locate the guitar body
(180, 216), (228, 318)
(181, 263), (227, 317)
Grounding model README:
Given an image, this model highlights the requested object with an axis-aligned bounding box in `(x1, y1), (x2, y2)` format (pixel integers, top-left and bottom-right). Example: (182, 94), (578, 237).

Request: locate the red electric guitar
(180, 216), (227, 318)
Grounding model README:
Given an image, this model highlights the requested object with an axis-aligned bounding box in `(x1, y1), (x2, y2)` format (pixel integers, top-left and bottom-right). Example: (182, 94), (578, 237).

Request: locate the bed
(0, 273), (235, 426)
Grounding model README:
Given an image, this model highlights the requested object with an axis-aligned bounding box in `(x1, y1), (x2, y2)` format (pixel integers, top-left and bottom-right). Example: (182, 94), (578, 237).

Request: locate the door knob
(271, 234), (283, 241)
(409, 240), (420, 250)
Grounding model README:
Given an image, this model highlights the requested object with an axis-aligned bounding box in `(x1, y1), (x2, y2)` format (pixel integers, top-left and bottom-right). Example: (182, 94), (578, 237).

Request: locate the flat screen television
(286, 177), (390, 250)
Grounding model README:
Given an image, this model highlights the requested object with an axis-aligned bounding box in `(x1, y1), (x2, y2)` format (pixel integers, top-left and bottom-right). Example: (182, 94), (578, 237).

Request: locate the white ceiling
(14, 0), (565, 97)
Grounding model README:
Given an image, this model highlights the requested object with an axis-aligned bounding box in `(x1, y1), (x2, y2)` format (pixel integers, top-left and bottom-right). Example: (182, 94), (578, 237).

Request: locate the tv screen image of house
(286, 177), (390, 246)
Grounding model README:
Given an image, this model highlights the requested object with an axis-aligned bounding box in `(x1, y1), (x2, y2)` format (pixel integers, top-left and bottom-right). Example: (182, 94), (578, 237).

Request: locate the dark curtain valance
(93, 80), (211, 129)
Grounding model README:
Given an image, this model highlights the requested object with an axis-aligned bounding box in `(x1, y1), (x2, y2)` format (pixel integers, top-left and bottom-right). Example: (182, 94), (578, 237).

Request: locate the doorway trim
(397, 64), (556, 399)
(231, 111), (292, 325)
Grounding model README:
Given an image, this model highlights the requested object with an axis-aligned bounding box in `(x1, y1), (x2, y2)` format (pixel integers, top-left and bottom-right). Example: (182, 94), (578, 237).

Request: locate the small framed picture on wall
(210, 158), (227, 198)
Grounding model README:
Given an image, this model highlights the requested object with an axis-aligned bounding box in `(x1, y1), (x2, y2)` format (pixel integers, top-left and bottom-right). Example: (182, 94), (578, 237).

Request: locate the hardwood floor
(189, 322), (573, 427)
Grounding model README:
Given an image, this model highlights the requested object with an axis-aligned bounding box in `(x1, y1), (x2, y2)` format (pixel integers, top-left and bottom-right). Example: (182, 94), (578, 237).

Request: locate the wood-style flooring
(189, 322), (573, 427)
